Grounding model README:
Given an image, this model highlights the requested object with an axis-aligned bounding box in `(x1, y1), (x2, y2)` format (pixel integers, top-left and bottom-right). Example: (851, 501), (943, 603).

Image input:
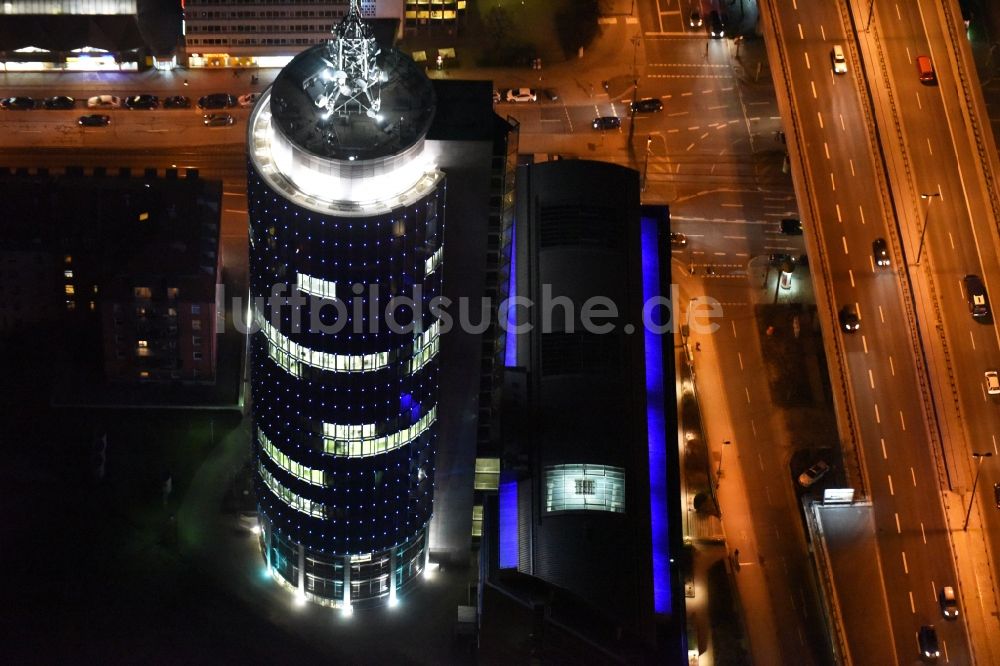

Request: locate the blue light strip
(641, 214), (671, 614)
(498, 479), (519, 569)
(504, 219), (518, 367)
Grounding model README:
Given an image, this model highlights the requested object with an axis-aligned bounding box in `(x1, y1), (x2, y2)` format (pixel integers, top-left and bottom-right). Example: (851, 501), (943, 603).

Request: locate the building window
(259, 429), (325, 485)
(63, 270), (73, 279)
(193, 351), (203, 361)
(192, 336), (202, 347)
(544, 464), (625, 513)
(134, 286), (152, 299)
(191, 304), (201, 315)
(322, 406), (437, 458)
(137, 340), (150, 357)
(191, 319), (202, 331)
(66, 300), (76, 311)
(64, 254), (72, 264)
(167, 287), (179, 300)
(64, 284), (75, 295)
(471, 505), (483, 537)
(474, 457), (500, 490)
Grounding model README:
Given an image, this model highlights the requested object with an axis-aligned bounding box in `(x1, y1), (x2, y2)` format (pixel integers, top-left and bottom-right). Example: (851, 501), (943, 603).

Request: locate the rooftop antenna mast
(303, 0), (383, 119)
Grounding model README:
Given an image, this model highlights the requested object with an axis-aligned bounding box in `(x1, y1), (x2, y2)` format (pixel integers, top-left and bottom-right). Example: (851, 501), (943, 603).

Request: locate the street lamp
(716, 439), (732, 489)
(642, 134), (652, 192)
(915, 192), (940, 265)
(963, 451), (993, 531)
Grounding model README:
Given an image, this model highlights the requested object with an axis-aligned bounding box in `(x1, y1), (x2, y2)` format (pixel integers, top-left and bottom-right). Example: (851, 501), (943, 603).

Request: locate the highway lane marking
(842, 236), (849, 254)
(993, 434), (998, 455)
(817, 111), (824, 128)
(758, 452), (765, 471)
(869, 256), (875, 272)
(943, 639), (949, 663)
(906, 46), (912, 64)
(902, 551), (909, 574)
(745, 387), (751, 404)
(732, 320), (738, 339)
(793, 0), (797, 8)
(879, 305), (885, 323)
(824, 142), (830, 159)
(686, 143), (695, 151)
(897, 4), (903, 21)
(889, 355), (895, 376)
(737, 352), (744, 370)
(830, 172), (836, 191)
(921, 522), (927, 544)
(798, 24), (804, 40)
(887, 473), (894, 494)
(707, 105), (729, 111)
(840, 114), (846, 131)
(875, 403), (881, 423)
(668, 111), (688, 117)
(911, 467), (916, 485)
(908, 590), (915, 613)
(900, 411), (906, 431)
(859, 205), (866, 225)
(869, 369), (875, 389)
(881, 438), (888, 459)
(927, 138), (933, 156)
(797, 626), (806, 647)
(895, 513), (902, 533)
(849, 158), (856, 176)
(948, 232), (955, 249)
(863, 335), (869, 354)
(916, 91), (922, 110)
(811, 81), (817, 99)
(836, 203), (842, 222)
(701, 132), (710, 139)
(820, 26), (826, 40)
(766, 485), (773, 505)
(224, 208), (247, 214)
(970, 330), (976, 350)
(681, 92), (693, 97)
(804, 52), (811, 69)
(849, 269), (855, 287)
(223, 191), (245, 197)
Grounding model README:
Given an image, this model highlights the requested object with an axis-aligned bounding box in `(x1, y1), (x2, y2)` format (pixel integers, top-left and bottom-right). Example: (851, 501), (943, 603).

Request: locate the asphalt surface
(764, 0), (974, 662)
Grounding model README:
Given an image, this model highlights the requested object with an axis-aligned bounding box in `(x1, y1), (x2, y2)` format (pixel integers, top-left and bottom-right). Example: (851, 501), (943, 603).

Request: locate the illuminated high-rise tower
(246, 0), (443, 610)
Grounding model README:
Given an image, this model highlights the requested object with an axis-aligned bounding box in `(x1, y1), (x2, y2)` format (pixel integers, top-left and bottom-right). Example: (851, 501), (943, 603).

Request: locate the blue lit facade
(246, 3), (444, 609)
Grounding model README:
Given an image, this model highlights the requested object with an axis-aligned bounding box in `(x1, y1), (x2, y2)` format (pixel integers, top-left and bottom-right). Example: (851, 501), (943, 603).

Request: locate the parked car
(670, 232), (688, 247)
(1, 96), (35, 110)
(78, 114), (110, 127)
(163, 95), (191, 109)
(873, 238), (890, 267)
(198, 93), (236, 109)
(918, 625), (940, 660)
(238, 92), (262, 108)
(542, 88), (560, 101)
(124, 94), (159, 110)
(994, 482), (1000, 509)
(709, 10), (725, 38)
(780, 218), (803, 234)
(505, 88), (537, 103)
(939, 586), (959, 619)
(839, 306), (860, 332)
(689, 10), (703, 28)
(592, 116), (622, 130)
(87, 95), (121, 109)
(631, 98), (663, 113)
(986, 370), (1000, 395)
(42, 95), (75, 110)
(203, 113), (235, 127)
(798, 460), (831, 487)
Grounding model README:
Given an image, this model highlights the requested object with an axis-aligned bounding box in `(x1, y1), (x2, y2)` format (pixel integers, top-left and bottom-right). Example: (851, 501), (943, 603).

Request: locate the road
(762, 0), (974, 662)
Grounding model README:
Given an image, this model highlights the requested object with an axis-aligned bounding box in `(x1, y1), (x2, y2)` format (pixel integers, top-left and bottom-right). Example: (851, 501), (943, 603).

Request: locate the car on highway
(939, 586), (959, 619)
(42, 95), (75, 110)
(238, 92), (262, 107)
(708, 10), (725, 38)
(78, 114), (110, 127)
(505, 88), (537, 103)
(798, 460), (830, 487)
(917, 55), (936, 83)
(87, 95), (121, 109)
(163, 95), (191, 109)
(873, 238), (890, 267)
(1, 96), (35, 110)
(198, 92), (237, 109)
(839, 305), (860, 332)
(689, 10), (703, 28)
(918, 625), (940, 660)
(769, 253), (793, 266)
(542, 88), (559, 101)
(780, 218), (803, 234)
(670, 232), (688, 247)
(631, 98), (663, 113)
(124, 94), (159, 110)
(995, 482), (1000, 509)
(592, 116), (621, 130)
(964, 274), (989, 318)
(203, 112), (235, 127)
(986, 370), (1000, 395)
(831, 45), (848, 74)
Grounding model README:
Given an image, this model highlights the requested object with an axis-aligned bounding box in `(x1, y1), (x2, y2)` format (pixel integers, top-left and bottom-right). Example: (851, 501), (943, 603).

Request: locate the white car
(986, 370), (1000, 395)
(87, 95), (121, 109)
(238, 92), (261, 108)
(798, 460), (830, 487)
(832, 45), (848, 74)
(505, 88), (537, 103)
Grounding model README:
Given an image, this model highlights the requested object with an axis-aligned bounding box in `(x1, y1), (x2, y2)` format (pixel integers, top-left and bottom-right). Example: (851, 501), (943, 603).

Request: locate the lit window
(63, 270), (73, 279)
(474, 457), (500, 490)
(66, 300), (76, 311)
(167, 287), (179, 300)
(139, 371), (150, 378)
(296, 272), (336, 299)
(65, 284), (75, 295)
(322, 405), (437, 458)
(192, 336), (202, 347)
(64, 255), (72, 264)
(193, 351), (203, 361)
(191, 304), (201, 315)
(471, 505), (483, 537)
(192, 319), (202, 331)
(544, 464), (625, 513)
(89, 301), (95, 311)
(93, 285), (98, 294)
(134, 287), (152, 299)
(138, 340), (148, 348)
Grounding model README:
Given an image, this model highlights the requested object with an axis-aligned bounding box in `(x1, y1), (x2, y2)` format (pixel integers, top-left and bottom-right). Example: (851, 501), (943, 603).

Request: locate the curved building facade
(246, 2), (443, 610)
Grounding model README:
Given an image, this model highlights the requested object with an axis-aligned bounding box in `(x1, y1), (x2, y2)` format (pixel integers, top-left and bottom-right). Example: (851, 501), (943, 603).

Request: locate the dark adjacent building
(0, 166), (222, 384)
(480, 160), (683, 662)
